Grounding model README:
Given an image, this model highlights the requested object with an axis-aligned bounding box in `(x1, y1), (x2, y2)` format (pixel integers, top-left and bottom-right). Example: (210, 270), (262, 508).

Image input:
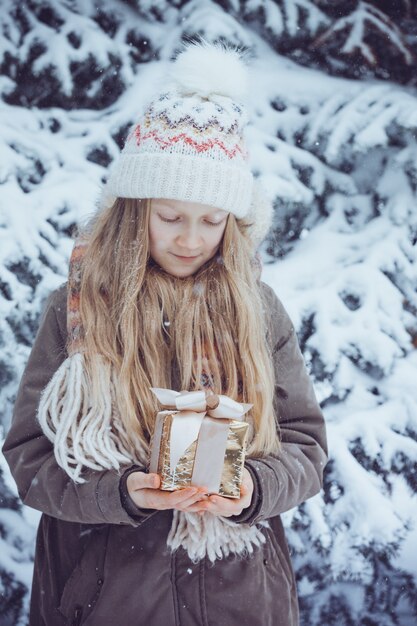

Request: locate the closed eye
(158, 216), (224, 227)
(159, 216), (179, 223)
(204, 220), (224, 227)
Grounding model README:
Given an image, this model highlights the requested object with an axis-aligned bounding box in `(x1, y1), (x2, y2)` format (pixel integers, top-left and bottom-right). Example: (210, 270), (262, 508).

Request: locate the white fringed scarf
(37, 238), (267, 562)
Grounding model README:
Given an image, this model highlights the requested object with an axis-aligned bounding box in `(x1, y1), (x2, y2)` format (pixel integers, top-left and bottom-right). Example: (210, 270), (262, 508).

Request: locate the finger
(240, 482), (248, 496)
(203, 495), (235, 514)
(128, 472), (160, 491)
(203, 495), (245, 517)
(176, 493), (209, 511)
(163, 487), (206, 508)
(178, 495), (217, 513)
(242, 469), (254, 492)
(173, 489), (207, 506)
(174, 487), (210, 512)
(140, 486), (198, 510)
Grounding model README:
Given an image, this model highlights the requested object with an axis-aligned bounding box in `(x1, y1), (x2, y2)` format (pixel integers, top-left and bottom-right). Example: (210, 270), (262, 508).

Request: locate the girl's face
(149, 198), (229, 278)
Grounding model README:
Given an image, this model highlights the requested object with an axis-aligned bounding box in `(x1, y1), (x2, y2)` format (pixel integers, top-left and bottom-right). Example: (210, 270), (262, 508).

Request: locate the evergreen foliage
(1, 1), (416, 624)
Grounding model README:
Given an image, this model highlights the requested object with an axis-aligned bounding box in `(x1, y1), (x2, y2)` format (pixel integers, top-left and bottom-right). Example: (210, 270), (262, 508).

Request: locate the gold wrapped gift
(148, 388), (251, 499)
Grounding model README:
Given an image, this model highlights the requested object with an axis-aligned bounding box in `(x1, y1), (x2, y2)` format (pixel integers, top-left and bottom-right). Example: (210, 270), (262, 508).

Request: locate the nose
(176, 223), (202, 251)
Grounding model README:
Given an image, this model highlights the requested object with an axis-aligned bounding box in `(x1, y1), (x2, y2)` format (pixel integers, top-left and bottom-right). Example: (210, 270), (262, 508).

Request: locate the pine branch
(312, 1), (414, 67)
(0, 0), (156, 108)
(234, 0), (330, 39)
(305, 84), (417, 163)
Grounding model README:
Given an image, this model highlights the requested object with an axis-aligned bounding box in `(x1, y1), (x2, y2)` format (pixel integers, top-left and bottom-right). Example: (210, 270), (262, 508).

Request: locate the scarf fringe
(167, 510), (268, 563)
(38, 353), (142, 483)
(38, 351), (268, 562)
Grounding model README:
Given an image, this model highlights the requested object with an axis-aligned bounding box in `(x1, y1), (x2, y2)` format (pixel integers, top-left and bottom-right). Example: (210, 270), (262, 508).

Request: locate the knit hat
(100, 40), (274, 247)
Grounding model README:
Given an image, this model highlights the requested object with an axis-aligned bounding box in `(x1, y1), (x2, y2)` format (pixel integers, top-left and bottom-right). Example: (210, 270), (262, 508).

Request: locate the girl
(3, 41), (328, 626)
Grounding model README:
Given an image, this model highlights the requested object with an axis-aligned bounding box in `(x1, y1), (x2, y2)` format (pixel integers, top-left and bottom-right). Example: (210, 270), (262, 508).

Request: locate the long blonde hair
(78, 198), (279, 457)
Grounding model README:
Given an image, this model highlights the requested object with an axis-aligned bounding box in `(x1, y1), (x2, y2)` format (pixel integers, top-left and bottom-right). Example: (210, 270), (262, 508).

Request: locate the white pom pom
(172, 40), (249, 101)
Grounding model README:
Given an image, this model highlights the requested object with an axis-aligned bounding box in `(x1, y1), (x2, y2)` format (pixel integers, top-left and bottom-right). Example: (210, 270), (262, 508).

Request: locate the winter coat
(3, 280), (328, 626)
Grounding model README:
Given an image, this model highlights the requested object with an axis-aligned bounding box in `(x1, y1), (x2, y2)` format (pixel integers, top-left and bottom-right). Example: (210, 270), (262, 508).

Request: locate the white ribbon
(150, 388), (252, 419)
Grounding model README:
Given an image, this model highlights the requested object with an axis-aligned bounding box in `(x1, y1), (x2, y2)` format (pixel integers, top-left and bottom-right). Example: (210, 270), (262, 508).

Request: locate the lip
(172, 253), (200, 262)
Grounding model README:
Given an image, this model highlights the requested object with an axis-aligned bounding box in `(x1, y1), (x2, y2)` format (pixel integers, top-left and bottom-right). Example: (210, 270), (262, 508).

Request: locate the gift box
(148, 388), (251, 499)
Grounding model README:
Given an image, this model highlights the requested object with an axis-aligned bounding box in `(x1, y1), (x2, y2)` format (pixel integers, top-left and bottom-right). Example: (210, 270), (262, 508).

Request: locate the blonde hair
(78, 198), (279, 457)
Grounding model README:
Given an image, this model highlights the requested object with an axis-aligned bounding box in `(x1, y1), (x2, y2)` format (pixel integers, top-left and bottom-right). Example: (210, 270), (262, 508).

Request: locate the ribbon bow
(150, 387), (252, 420)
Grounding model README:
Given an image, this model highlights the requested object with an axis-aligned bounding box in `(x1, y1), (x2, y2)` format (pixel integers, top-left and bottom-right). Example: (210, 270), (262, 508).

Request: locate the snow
(1, 1), (417, 624)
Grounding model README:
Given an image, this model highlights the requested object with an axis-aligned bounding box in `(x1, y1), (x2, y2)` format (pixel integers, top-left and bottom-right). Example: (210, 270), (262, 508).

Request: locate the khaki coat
(3, 281), (328, 626)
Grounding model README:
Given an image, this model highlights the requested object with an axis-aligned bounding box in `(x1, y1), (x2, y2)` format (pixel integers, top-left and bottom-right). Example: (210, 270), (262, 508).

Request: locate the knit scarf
(37, 239), (267, 562)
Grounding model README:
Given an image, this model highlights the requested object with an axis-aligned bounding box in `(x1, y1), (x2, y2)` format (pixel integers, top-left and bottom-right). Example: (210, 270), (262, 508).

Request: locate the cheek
(209, 225), (226, 248)
(149, 220), (169, 251)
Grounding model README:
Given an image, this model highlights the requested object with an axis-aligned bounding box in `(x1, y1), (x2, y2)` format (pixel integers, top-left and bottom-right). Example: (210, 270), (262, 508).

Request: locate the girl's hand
(126, 468), (254, 517)
(126, 472), (209, 512)
(184, 467), (254, 517)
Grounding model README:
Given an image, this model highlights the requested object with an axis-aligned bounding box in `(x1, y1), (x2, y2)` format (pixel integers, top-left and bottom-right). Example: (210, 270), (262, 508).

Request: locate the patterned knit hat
(100, 40), (273, 246)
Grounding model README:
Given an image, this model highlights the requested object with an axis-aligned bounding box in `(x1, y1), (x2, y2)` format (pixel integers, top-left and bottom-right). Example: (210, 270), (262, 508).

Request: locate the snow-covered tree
(219, 0), (417, 84)
(311, 1), (415, 82)
(1, 1), (416, 624)
(262, 78), (417, 623)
